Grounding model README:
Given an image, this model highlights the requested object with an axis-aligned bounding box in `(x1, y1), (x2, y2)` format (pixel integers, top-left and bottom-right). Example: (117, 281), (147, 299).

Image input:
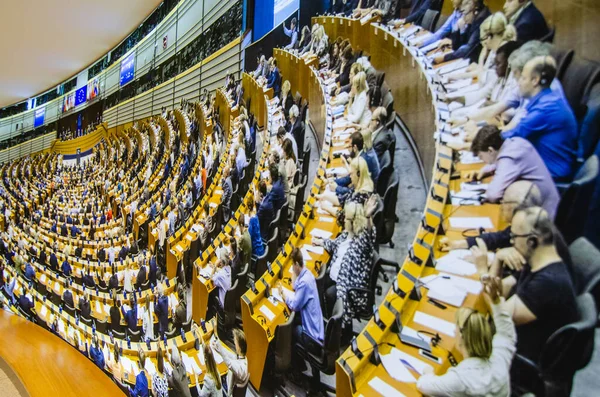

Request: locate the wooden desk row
(311, 17), (506, 396)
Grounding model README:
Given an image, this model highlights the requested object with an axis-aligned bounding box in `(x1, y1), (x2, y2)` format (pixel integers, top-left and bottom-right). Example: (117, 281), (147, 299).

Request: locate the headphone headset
(539, 56), (550, 87)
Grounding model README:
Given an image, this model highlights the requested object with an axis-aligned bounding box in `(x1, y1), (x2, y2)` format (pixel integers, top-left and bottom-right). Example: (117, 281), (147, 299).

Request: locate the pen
(428, 298), (447, 310)
(400, 358), (419, 373)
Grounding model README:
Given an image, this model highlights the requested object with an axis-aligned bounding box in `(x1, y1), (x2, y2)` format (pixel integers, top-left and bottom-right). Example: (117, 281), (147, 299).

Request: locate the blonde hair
(480, 12), (517, 43)
(352, 71), (368, 94)
(204, 344), (222, 390)
(350, 63), (364, 77)
(351, 157), (374, 193)
(344, 201), (368, 235)
(361, 128), (374, 150)
(456, 308), (494, 359)
(282, 80), (291, 97)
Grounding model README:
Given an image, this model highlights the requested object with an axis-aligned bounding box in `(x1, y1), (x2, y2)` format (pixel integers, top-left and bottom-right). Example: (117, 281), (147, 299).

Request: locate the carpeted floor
(0, 356), (29, 397)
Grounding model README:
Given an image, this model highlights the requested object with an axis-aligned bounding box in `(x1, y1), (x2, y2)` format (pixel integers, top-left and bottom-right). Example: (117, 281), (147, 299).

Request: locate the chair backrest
(128, 328), (142, 343)
(273, 311), (296, 373)
(568, 237), (600, 299)
(382, 91), (395, 128)
(322, 299), (344, 373)
(550, 47), (574, 81)
(223, 279), (238, 327)
(540, 293), (597, 380)
(421, 10), (440, 32)
(578, 83), (600, 160)
(80, 316), (93, 327)
(560, 57), (600, 121)
(383, 171), (400, 219)
(377, 151), (392, 197)
(541, 27), (556, 43)
(294, 175), (308, 221)
(64, 302), (76, 317)
(96, 319), (108, 335)
(555, 155), (599, 243)
(302, 145), (311, 177)
(279, 201), (289, 240)
(255, 247), (269, 278)
(267, 228), (280, 264)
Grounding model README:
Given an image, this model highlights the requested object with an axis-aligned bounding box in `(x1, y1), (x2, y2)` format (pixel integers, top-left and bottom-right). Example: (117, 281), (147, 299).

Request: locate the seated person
(89, 334), (105, 370)
(255, 180), (274, 242)
(277, 248), (324, 358)
(433, 0), (491, 64)
(61, 258), (72, 277)
(194, 345), (223, 396)
(468, 125), (560, 219)
(277, 126), (298, 163)
(346, 72), (372, 129)
(319, 155), (375, 211)
(121, 293), (139, 332)
(416, 0), (464, 48)
(417, 275), (516, 396)
(18, 288), (35, 317)
(109, 297), (122, 332)
(392, 0), (432, 26)
(370, 107), (396, 164)
(479, 206), (577, 363)
(501, 56), (577, 181)
(79, 292), (91, 320)
(267, 164), (286, 212)
(503, 0), (549, 43)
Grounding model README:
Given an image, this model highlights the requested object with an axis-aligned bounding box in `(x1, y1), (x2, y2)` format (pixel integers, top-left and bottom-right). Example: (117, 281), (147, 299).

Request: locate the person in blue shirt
(70, 224), (79, 238)
(283, 17), (298, 50)
(51, 222), (57, 233)
(502, 56), (577, 181)
(24, 262), (36, 280)
(89, 334), (105, 370)
(60, 223), (68, 237)
(61, 259), (72, 277)
(122, 293), (139, 332)
(266, 59), (281, 97)
(256, 180), (274, 242)
(278, 248), (324, 359)
(248, 210), (265, 262)
(155, 286), (170, 336)
(417, 0), (463, 48)
(130, 349), (150, 397)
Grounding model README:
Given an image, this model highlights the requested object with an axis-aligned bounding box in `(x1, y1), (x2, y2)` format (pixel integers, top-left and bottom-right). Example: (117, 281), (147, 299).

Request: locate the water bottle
(200, 318), (207, 333)
(127, 335), (131, 350)
(92, 320), (96, 334)
(180, 328), (187, 343)
(146, 338), (151, 350)
(59, 304), (63, 314)
(165, 279), (170, 288)
(95, 286), (99, 296)
(150, 283), (154, 294)
(75, 314), (79, 325)
(163, 334), (167, 348)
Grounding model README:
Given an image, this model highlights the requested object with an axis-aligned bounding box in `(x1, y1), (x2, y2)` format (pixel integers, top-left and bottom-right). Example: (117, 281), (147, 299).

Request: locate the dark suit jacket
(291, 119), (305, 156)
(269, 179), (286, 212)
(155, 296), (170, 333)
(335, 61), (352, 88)
(373, 127), (396, 163)
(63, 290), (75, 308)
(514, 3), (550, 43)
(110, 305), (121, 331)
(257, 197), (274, 241)
(148, 258), (158, 285)
(79, 298), (91, 319)
(136, 266), (147, 288)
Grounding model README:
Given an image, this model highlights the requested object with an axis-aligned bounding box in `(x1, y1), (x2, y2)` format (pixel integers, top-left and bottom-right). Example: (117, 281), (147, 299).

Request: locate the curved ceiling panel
(0, 0), (163, 108)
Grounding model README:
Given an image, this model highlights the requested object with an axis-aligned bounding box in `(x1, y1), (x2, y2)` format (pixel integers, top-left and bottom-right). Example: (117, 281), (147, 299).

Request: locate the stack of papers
(435, 250), (478, 276)
(259, 305), (276, 321)
(368, 377), (406, 397)
(309, 228), (333, 240)
(448, 217), (493, 229)
(414, 311), (456, 337)
(451, 190), (483, 206)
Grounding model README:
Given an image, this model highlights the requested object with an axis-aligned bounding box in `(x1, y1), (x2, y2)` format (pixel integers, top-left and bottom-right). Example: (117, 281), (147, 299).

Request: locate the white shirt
(347, 91), (371, 127)
(213, 340), (249, 396)
(417, 301), (516, 397)
(329, 238), (352, 282)
(142, 308), (154, 341)
(123, 269), (134, 293)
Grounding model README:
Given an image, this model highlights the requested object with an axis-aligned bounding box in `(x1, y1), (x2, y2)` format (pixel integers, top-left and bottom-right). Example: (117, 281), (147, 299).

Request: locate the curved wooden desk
(315, 16), (506, 397)
(0, 309), (124, 397)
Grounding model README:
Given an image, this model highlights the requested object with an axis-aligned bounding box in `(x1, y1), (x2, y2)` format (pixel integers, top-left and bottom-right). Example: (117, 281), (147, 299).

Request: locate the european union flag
(75, 86), (87, 106)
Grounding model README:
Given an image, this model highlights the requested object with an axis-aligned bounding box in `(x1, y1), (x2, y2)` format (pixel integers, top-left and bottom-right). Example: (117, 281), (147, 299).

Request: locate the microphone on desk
(373, 305), (385, 331)
(407, 245), (423, 266)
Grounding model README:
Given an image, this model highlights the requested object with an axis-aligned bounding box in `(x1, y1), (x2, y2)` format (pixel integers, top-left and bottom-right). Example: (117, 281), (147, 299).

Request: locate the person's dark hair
(351, 131), (364, 152)
(258, 180), (268, 196)
(532, 56), (557, 89)
(368, 86), (382, 108)
(230, 238), (238, 255)
(277, 126), (286, 139)
(291, 247), (304, 268)
(283, 139), (297, 163)
(269, 163), (279, 182)
(157, 346), (165, 374)
(272, 58), (278, 67)
(496, 41), (520, 59)
(471, 125), (504, 156)
(342, 46), (353, 62)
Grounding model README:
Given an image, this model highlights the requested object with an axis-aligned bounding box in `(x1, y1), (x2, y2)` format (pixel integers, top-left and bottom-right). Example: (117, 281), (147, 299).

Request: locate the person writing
(417, 275), (516, 396)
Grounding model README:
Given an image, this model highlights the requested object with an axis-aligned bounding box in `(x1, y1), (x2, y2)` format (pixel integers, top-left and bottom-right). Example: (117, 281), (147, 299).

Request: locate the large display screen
(34, 107), (45, 128)
(75, 85), (87, 107)
(253, 0), (299, 41)
(120, 52), (136, 87)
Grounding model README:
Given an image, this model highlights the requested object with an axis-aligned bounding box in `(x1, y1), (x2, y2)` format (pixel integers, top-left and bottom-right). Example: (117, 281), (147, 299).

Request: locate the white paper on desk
(318, 216), (335, 223)
(259, 305), (276, 321)
(180, 352), (194, 374)
(55, 281), (61, 293)
(67, 325), (75, 340)
(40, 274), (46, 283)
(460, 182), (489, 192)
(381, 353), (417, 383)
(422, 273), (483, 295)
(451, 190), (482, 206)
(144, 358), (157, 376)
(304, 245), (325, 255)
(389, 347), (433, 376)
(40, 305), (48, 317)
(445, 78), (473, 91)
(439, 59), (470, 75)
(428, 282), (467, 307)
(95, 300), (101, 313)
(333, 118), (349, 128)
(300, 247), (313, 262)
(368, 377), (406, 397)
(326, 167), (348, 177)
(400, 25), (420, 39)
(449, 217), (493, 229)
(414, 311), (456, 337)
(421, 40), (441, 53)
(332, 140), (347, 148)
(309, 228), (333, 240)
(196, 348), (205, 366)
(332, 148), (350, 157)
(169, 294), (178, 310)
(459, 151), (484, 165)
(438, 109), (450, 121)
(104, 303), (111, 314)
(435, 251), (478, 276)
(199, 269), (212, 279)
(58, 319), (65, 335)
